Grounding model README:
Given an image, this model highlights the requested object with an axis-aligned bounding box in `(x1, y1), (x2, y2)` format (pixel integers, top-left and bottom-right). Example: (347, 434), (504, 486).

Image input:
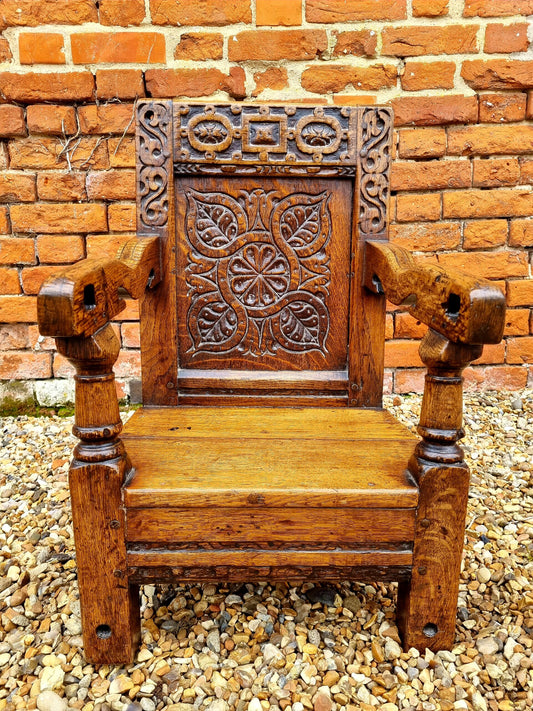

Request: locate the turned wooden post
(397, 328), (482, 651)
(57, 323), (140, 664)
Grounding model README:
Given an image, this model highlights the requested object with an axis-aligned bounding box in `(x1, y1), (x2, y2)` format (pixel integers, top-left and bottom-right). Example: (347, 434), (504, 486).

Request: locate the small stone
(322, 671), (340, 687)
(0, 652), (11, 665)
(476, 636), (499, 656)
(301, 663), (317, 685)
(372, 639), (385, 662)
(471, 691), (488, 711)
(486, 664), (503, 680)
(510, 397), (523, 410)
(263, 643), (283, 664)
(384, 639), (402, 660)
(313, 691), (332, 711)
(140, 699), (156, 711)
(207, 628), (221, 653)
(248, 699), (262, 711)
(503, 638), (517, 660)
(36, 690), (67, 711)
(476, 567), (491, 584)
(343, 595), (361, 614)
(40, 666), (65, 691)
(109, 675), (134, 694)
(308, 628), (321, 646)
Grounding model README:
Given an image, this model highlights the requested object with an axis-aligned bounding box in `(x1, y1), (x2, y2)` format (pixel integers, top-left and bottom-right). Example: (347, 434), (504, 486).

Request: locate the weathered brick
(0, 172), (36, 203)
(52, 352), (75, 378)
(463, 220), (508, 249)
(174, 33), (224, 61)
(462, 60), (533, 90)
(108, 137), (135, 168)
(447, 125), (533, 156)
(9, 137), (63, 170)
(398, 128), (446, 159)
(396, 193), (441, 222)
(509, 219), (533, 247)
(0, 38), (12, 62)
(507, 280), (533, 307)
(476, 343), (507, 365)
(37, 172), (86, 201)
(11, 203), (107, 234)
(78, 104), (136, 135)
(0, 0), (97, 26)
(0, 105), (26, 138)
(306, 0), (406, 22)
(504, 309), (530, 336)
(150, 0), (251, 25)
(21, 265), (65, 294)
(71, 32), (166, 64)
(108, 204), (135, 232)
(520, 158), (533, 184)
(19, 33), (65, 64)
(432, 250), (528, 278)
(145, 68), (246, 100)
(0, 237), (35, 264)
(301, 64), (397, 93)
(382, 25), (478, 57)
(389, 222), (461, 251)
(0, 207), (9, 234)
(86, 170), (136, 200)
(412, 0), (448, 16)
(391, 96), (478, 126)
(0, 324), (29, 350)
(36, 234), (85, 264)
(507, 337), (533, 364)
(86, 233), (134, 259)
(0, 71), (94, 102)
(114, 350), (142, 379)
(465, 365), (528, 392)
(26, 105), (77, 135)
(252, 68), (289, 97)
(333, 95), (376, 106)
(444, 188), (533, 220)
(0, 295), (37, 322)
(229, 30), (326, 61)
(332, 30), (377, 57)
(484, 23), (529, 53)
(391, 160), (470, 191)
(464, 0), (533, 17)
(96, 69), (145, 100)
(384, 340), (423, 368)
(394, 368), (425, 394)
(256, 0), (302, 25)
(0, 351), (51, 379)
(401, 61), (455, 91)
(478, 93), (526, 123)
(121, 322), (140, 348)
(0, 268), (20, 295)
(99, 0), (145, 25)
(385, 314), (394, 340)
(394, 313), (427, 339)
(473, 158), (520, 188)
(528, 91), (533, 120)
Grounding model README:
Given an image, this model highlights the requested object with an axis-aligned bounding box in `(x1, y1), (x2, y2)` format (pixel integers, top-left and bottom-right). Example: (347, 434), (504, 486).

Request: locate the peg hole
(147, 268), (155, 288)
(372, 274), (384, 295)
(83, 284), (96, 310)
(423, 623), (438, 638)
(96, 624), (112, 639)
(445, 292), (461, 321)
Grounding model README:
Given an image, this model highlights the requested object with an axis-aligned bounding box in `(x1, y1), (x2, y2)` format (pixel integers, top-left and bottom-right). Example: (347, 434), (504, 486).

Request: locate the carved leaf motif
(279, 301), (322, 348)
(187, 191), (247, 249)
(275, 193), (330, 255)
(197, 301), (238, 346)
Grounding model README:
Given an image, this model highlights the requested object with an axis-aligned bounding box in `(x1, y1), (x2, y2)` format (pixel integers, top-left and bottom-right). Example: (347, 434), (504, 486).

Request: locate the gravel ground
(0, 391), (531, 711)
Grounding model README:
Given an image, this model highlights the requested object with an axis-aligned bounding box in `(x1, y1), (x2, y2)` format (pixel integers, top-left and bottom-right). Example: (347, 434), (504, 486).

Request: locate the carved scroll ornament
(137, 101), (172, 229)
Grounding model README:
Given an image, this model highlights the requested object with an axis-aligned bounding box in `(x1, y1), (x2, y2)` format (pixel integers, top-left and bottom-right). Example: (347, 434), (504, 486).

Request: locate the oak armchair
(38, 101), (505, 664)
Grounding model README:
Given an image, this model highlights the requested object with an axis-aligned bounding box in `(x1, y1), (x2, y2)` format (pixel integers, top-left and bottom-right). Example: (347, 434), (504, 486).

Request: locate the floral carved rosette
(185, 188), (331, 357)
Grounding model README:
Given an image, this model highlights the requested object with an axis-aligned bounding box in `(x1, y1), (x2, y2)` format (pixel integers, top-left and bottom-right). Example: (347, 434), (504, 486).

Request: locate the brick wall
(0, 0), (532, 405)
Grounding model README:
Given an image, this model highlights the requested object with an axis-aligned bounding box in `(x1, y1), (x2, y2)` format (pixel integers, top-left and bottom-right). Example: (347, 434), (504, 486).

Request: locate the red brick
(11, 203), (107, 234)
(396, 193), (441, 222)
(53, 352), (75, 378)
(108, 137), (135, 168)
(0, 268), (21, 295)
(252, 68), (289, 97)
(114, 298), (138, 321)
(385, 340), (423, 368)
(401, 61), (455, 91)
(473, 342), (506, 364)
(27, 325), (55, 351)
(509, 219), (533, 247)
(463, 220), (508, 249)
(78, 104), (136, 135)
(333, 95), (376, 106)
(9, 137), (63, 170)
(301, 64), (397, 93)
(504, 309), (530, 336)
(431, 250), (528, 279)
(464, 365), (528, 391)
(413, 0), (449, 16)
(0, 296), (37, 322)
(66, 138), (109, 170)
(391, 160), (470, 192)
(19, 33), (65, 64)
(0, 324), (29, 350)
(0, 351), (51, 379)
(0, 71), (94, 103)
(36, 235), (84, 263)
(507, 280), (533, 307)
(0, 105), (26, 138)
(462, 60), (533, 90)
(389, 222), (461, 251)
(507, 337), (533, 364)
(484, 23), (529, 53)
(521, 158), (533, 184)
(331, 30), (377, 57)
(150, 0), (251, 25)
(394, 368), (425, 394)
(0, 207), (9, 234)
(391, 96), (478, 126)
(447, 125), (533, 156)
(478, 93), (526, 123)
(86, 233), (134, 259)
(0, 237), (35, 264)
(0, 172), (36, 203)
(394, 313), (427, 339)
(99, 0), (145, 25)
(443, 188), (533, 219)
(229, 30), (326, 61)
(37, 172), (86, 201)
(72, 32), (166, 64)
(145, 68), (246, 100)
(306, 0), (406, 22)
(108, 204), (135, 232)
(86, 170), (136, 200)
(26, 105), (77, 135)
(385, 313), (394, 340)
(0, 38), (12, 62)
(473, 158), (520, 188)
(174, 33), (224, 61)
(114, 350), (141, 379)
(398, 128), (446, 159)
(21, 265), (65, 295)
(256, 0), (302, 25)
(464, 0), (533, 17)
(96, 69), (145, 100)
(121, 322), (140, 348)
(528, 92), (533, 120)
(382, 25), (478, 57)
(0, 0), (97, 26)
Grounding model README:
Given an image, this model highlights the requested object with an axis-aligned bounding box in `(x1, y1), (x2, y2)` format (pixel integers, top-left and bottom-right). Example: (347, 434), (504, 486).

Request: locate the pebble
(476, 636), (499, 655)
(36, 690), (67, 711)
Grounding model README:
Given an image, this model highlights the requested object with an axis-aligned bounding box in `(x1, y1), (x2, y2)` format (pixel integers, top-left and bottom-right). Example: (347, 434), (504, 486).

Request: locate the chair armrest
(38, 236), (161, 338)
(364, 241), (505, 345)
